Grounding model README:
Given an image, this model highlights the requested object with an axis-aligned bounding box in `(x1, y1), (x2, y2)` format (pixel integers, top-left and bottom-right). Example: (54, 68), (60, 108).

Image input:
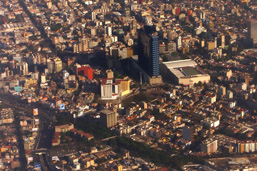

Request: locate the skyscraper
(138, 25), (160, 77)
(54, 59), (62, 73)
(249, 20), (257, 47)
(16, 62), (28, 75)
(221, 34), (225, 49)
(47, 59), (55, 74)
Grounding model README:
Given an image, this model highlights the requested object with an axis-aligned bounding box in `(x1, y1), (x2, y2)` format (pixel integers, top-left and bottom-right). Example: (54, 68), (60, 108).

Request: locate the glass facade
(138, 26), (160, 77)
(151, 36), (160, 76)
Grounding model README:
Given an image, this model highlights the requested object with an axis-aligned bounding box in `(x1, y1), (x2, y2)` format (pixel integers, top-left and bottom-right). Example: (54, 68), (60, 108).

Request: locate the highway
(0, 94), (57, 170)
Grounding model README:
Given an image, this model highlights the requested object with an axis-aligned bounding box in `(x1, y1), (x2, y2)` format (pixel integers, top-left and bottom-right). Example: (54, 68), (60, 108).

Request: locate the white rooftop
(163, 59), (198, 78)
(163, 59), (197, 69)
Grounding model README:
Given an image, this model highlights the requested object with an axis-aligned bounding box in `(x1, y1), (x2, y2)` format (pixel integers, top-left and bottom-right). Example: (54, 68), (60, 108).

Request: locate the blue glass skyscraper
(138, 25), (160, 77)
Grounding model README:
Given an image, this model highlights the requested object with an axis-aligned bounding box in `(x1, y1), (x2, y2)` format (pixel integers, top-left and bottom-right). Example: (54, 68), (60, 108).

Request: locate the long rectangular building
(162, 59), (210, 85)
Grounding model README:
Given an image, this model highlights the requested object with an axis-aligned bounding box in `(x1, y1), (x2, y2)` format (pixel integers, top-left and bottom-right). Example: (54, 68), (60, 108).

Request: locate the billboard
(60, 104), (65, 110)
(33, 108), (38, 116)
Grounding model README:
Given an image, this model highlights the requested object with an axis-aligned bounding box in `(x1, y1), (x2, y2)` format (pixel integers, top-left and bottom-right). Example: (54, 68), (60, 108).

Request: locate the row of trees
(108, 136), (203, 169)
(76, 117), (117, 140)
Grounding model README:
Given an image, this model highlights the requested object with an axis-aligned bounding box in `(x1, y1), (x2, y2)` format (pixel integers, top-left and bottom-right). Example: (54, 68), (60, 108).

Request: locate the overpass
(101, 136), (118, 142)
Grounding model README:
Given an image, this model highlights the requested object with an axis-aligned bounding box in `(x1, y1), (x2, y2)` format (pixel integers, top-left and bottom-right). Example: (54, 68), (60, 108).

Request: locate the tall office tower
(249, 20), (257, 47)
(47, 59), (55, 74)
(78, 43), (83, 52)
(245, 76), (249, 87)
(16, 62), (28, 75)
(41, 74), (46, 83)
(81, 37), (88, 51)
(91, 28), (96, 36)
(132, 19), (137, 31)
(215, 37), (217, 48)
(92, 11), (96, 21)
(36, 54), (42, 64)
(22, 62), (28, 75)
(81, 26), (84, 36)
(46, 0), (52, 8)
(138, 25), (160, 77)
(105, 26), (112, 37)
(54, 58), (63, 73)
(100, 110), (117, 128)
(73, 43), (78, 53)
(221, 34), (225, 48)
(177, 36), (182, 49)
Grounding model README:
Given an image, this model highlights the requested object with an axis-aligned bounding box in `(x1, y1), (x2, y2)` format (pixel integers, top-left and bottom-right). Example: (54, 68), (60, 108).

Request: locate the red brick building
(76, 64), (94, 80)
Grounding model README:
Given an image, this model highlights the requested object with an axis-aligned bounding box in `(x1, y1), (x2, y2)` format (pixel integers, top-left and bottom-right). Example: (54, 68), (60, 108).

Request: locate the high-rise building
(91, 28), (96, 36)
(47, 60), (55, 74)
(201, 139), (218, 154)
(182, 126), (194, 141)
(100, 77), (130, 100)
(78, 43), (83, 52)
(92, 11), (96, 21)
(16, 62), (28, 75)
(177, 36), (182, 49)
(81, 38), (89, 52)
(46, 0), (52, 8)
(73, 43), (78, 53)
(100, 110), (117, 128)
(54, 59), (63, 73)
(119, 80), (130, 96)
(138, 25), (160, 77)
(218, 86), (226, 97)
(215, 37), (217, 48)
(249, 20), (257, 47)
(47, 58), (62, 73)
(41, 74), (46, 83)
(105, 26), (112, 37)
(132, 20), (137, 31)
(245, 76), (250, 87)
(101, 78), (114, 100)
(221, 35), (225, 48)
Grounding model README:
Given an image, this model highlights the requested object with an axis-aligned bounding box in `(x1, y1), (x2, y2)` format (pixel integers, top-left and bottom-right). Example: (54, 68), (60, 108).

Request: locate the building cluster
(49, 122), (168, 170)
(49, 145), (165, 170)
(0, 108), (20, 170)
(0, 108), (14, 125)
(184, 156), (257, 171)
(20, 114), (40, 167)
(1, 0), (257, 169)
(199, 134), (257, 154)
(52, 124), (94, 146)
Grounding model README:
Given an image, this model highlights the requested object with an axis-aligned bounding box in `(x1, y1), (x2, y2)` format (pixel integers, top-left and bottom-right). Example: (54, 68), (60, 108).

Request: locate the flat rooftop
(163, 59), (197, 69)
(182, 67), (201, 76)
(206, 156), (257, 170)
(163, 59), (208, 79)
(100, 109), (114, 115)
